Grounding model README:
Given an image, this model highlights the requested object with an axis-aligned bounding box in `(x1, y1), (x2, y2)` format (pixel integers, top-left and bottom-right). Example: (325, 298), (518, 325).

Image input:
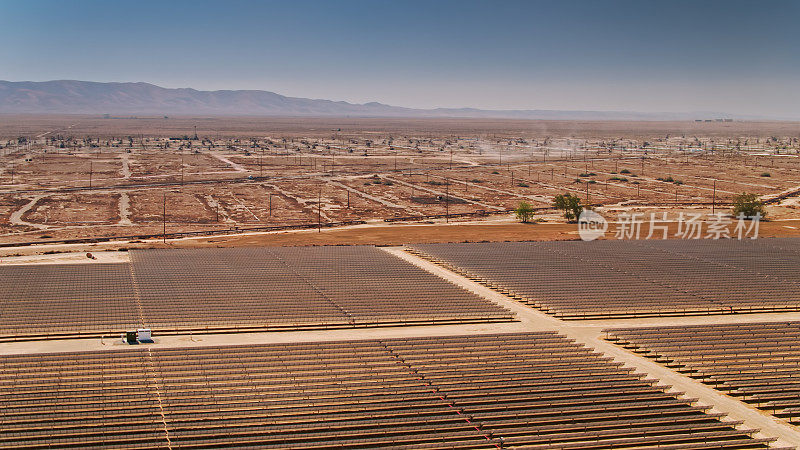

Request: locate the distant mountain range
(0, 80), (731, 120)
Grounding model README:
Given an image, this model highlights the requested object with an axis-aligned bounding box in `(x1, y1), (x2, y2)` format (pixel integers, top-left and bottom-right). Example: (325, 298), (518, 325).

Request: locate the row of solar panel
(0, 332), (782, 449)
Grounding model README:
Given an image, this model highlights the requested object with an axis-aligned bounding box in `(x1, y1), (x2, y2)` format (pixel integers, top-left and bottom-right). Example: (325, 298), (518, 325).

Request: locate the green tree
(732, 193), (767, 219)
(515, 201), (535, 223)
(554, 194), (584, 223)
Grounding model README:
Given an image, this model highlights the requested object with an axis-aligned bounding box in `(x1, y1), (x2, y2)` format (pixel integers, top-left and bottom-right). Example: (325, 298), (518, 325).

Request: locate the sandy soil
(1, 115), (798, 246)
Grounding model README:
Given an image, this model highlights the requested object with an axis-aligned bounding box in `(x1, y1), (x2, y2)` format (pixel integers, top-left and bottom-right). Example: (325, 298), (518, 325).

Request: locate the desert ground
(0, 115), (798, 251)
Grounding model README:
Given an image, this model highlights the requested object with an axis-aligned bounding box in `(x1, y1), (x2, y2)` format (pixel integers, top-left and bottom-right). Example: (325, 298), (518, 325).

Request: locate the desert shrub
(553, 193), (583, 222)
(732, 193), (767, 219)
(515, 201), (535, 223)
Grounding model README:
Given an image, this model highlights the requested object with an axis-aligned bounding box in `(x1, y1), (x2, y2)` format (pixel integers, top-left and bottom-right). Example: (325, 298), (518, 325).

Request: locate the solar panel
(606, 321), (800, 426)
(410, 239), (800, 319)
(0, 332), (777, 449)
(0, 263), (140, 340)
(0, 246), (513, 340)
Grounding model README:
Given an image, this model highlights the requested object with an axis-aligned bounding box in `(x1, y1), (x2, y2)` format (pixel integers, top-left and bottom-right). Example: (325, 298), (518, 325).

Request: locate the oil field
(3, 0), (800, 449)
(0, 116), (799, 246)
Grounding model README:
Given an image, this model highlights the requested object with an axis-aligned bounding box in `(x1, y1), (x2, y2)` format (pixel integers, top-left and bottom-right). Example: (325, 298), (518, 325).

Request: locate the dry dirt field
(0, 114), (798, 248)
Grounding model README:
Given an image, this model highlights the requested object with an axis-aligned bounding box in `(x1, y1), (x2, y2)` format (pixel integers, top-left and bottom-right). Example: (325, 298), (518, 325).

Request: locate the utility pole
(162, 193), (167, 244)
(712, 179), (717, 214)
(269, 193), (273, 217)
(180, 152), (184, 187)
(89, 161), (93, 189)
(445, 178), (450, 223)
(347, 189), (350, 208)
(585, 181), (589, 204)
(317, 187), (322, 232)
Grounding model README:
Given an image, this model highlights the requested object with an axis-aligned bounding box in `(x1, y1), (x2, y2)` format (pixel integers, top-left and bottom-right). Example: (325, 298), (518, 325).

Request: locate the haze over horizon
(1, 0), (798, 119)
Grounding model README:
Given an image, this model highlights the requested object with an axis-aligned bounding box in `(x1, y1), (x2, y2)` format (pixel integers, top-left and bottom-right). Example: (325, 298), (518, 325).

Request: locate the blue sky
(1, 0), (798, 117)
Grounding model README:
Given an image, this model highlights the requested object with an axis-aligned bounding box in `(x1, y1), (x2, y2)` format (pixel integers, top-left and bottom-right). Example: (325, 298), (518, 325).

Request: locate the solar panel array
(0, 263), (140, 340)
(0, 333), (779, 449)
(606, 321), (800, 426)
(409, 239), (800, 319)
(0, 246), (512, 340)
(129, 247), (512, 332)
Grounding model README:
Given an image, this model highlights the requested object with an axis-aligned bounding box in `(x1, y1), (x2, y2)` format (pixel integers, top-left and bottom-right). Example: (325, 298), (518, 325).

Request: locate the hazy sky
(1, 0), (798, 117)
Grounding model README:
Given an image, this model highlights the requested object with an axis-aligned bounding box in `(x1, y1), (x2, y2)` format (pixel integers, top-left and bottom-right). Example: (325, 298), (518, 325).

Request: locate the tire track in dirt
(10, 194), (50, 230)
(211, 152), (246, 173)
(118, 192), (133, 226)
(329, 180), (418, 214)
(263, 183), (332, 222)
(384, 176), (504, 211)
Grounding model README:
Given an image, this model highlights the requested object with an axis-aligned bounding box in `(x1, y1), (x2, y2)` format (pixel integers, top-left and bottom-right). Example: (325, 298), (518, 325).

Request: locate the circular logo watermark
(578, 209), (608, 241)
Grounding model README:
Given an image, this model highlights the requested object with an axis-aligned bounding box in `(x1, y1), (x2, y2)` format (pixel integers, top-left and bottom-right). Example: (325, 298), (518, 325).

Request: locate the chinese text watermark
(579, 210), (760, 241)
